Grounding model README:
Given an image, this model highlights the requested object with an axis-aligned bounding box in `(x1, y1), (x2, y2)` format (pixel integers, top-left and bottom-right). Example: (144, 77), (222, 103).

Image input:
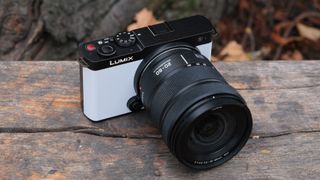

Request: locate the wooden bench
(0, 61), (319, 179)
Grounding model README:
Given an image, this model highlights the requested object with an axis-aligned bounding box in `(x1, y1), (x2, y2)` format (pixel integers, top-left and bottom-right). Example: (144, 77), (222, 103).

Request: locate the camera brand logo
(109, 56), (134, 66)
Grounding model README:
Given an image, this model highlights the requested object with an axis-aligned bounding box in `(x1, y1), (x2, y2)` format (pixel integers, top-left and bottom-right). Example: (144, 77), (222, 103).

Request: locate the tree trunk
(0, 0), (148, 61)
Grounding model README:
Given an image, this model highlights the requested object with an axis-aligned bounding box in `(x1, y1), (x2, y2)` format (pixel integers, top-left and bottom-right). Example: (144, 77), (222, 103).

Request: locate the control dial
(115, 32), (136, 47)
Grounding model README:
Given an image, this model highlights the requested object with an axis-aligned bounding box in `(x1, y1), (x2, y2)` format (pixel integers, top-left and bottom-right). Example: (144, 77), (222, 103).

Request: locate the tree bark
(0, 0), (148, 61)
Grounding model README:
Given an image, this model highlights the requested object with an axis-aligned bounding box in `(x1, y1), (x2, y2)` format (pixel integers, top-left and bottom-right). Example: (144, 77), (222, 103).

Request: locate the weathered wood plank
(217, 61), (320, 90)
(0, 61), (320, 179)
(0, 132), (319, 179)
(0, 61), (319, 137)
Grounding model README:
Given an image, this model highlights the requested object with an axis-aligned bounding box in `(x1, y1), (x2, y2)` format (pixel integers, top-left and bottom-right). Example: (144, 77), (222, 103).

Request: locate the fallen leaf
(273, 10), (287, 21)
(272, 21), (300, 46)
(271, 32), (291, 46)
(297, 23), (320, 42)
(239, 0), (250, 11)
(281, 50), (303, 60)
(127, 8), (162, 31)
(211, 56), (219, 62)
(218, 41), (250, 61)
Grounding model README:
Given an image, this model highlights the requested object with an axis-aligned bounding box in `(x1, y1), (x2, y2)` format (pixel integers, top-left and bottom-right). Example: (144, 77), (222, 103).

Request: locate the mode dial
(115, 32), (136, 47)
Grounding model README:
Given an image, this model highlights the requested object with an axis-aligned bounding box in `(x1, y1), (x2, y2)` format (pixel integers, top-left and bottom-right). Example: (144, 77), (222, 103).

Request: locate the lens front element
(193, 110), (226, 144)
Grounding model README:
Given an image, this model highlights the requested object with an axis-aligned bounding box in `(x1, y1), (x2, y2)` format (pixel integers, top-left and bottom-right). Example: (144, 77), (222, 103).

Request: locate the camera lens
(134, 42), (252, 170)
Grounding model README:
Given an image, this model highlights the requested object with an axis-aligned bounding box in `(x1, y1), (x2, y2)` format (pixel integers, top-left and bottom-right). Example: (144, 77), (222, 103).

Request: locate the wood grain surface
(0, 61), (319, 179)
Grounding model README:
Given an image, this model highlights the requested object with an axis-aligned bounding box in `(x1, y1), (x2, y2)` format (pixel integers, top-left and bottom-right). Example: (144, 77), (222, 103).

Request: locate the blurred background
(0, 0), (319, 61)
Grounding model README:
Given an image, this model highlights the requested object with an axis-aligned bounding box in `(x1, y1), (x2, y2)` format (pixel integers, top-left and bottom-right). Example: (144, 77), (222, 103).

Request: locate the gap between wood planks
(0, 126), (320, 140)
(236, 84), (320, 90)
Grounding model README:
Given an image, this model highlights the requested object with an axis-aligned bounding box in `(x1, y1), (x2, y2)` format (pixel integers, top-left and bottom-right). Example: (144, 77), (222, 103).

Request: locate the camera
(79, 15), (252, 170)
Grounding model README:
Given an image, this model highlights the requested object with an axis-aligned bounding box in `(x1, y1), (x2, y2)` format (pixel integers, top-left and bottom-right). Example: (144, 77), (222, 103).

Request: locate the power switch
(149, 22), (173, 36)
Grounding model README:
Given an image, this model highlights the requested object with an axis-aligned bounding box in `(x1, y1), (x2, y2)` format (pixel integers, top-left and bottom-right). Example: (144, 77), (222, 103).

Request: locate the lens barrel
(134, 42), (252, 169)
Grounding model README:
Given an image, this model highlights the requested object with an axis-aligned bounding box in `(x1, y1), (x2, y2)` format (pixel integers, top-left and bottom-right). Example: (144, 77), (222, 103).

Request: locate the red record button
(86, 44), (96, 51)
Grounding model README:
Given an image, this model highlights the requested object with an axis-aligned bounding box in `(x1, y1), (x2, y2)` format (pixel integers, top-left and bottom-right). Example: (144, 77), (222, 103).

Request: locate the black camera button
(127, 96), (143, 112)
(103, 37), (114, 42)
(97, 45), (116, 57)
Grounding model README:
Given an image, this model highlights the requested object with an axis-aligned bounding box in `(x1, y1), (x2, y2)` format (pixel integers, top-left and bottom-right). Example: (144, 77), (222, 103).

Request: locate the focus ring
(148, 66), (221, 126)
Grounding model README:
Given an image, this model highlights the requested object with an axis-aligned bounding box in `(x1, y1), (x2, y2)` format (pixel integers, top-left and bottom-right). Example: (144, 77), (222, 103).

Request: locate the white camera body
(81, 43), (212, 121)
(79, 15), (215, 121)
